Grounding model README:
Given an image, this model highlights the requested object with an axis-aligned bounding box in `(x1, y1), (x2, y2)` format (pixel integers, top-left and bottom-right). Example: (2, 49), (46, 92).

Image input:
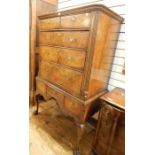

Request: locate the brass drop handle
(57, 33), (61, 36)
(64, 76), (71, 81)
(71, 16), (76, 21)
(69, 38), (77, 42)
(84, 91), (88, 98)
(67, 56), (72, 60)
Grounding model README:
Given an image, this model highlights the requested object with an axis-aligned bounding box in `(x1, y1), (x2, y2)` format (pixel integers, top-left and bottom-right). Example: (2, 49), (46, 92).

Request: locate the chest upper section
(37, 5), (123, 98)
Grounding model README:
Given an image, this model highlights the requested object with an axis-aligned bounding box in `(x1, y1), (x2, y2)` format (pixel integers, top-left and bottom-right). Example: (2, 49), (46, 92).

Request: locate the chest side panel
(87, 12), (122, 98)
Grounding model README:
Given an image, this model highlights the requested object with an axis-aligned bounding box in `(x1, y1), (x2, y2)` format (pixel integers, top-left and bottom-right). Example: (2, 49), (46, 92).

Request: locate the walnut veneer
(34, 4), (123, 155)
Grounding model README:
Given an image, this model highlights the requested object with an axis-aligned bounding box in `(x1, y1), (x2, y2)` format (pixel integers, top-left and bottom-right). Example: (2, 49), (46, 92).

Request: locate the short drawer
(39, 31), (89, 49)
(61, 13), (91, 28)
(39, 46), (59, 62)
(58, 48), (86, 70)
(64, 97), (85, 120)
(46, 86), (64, 104)
(40, 17), (60, 30)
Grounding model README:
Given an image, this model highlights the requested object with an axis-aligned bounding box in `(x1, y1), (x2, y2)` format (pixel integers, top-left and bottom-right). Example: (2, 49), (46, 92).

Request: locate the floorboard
(29, 100), (96, 155)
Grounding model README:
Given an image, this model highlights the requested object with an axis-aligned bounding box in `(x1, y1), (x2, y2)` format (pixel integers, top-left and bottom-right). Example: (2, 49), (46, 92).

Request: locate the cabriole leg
(73, 123), (85, 155)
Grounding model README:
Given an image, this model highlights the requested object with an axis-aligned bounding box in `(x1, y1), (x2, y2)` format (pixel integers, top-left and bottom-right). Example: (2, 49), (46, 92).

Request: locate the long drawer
(39, 61), (83, 96)
(39, 13), (91, 30)
(39, 31), (89, 49)
(39, 46), (86, 70)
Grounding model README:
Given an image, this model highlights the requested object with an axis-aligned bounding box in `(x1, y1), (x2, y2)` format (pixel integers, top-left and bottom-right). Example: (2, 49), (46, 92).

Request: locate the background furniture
(92, 88), (125, 155)
(34, 5), (123, 155)
(29, 0), (58, 104)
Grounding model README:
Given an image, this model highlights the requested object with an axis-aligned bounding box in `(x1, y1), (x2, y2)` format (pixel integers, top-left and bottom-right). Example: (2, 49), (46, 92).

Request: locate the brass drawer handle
(64, 76), (71, 81)
(69, 38), (77, 42)
(84, 91), (88, 98)
(57, 33), (61, 36)
(67, 56), (72, 60)
(85, 13), (89, 16)
(71, 16), (76, 21)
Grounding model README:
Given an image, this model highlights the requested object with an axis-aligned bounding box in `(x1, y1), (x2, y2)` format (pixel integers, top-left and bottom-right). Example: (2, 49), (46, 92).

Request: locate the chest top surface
(38, 4), (124, 22)
(100, 88), (125, 110)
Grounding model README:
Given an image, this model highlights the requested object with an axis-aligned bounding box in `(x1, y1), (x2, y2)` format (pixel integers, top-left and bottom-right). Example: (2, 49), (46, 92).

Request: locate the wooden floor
(29, 100), (96, 155)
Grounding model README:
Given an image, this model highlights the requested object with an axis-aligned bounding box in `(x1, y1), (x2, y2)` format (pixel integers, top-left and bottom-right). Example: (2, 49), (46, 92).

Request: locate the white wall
(58, 0), (125, 91)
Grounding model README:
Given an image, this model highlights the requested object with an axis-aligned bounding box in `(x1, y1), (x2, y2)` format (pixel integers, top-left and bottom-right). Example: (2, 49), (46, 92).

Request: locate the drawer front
(64, 97), (85, 120)
(39, 31), (89, 49)
(39, 47), (85, 70)
(39, 61), (83, 95)
(46, 86), (64, 104)
(61, 13), (91, 28)
(56, 31), (89, 48)
(58, 48), (86, 69)
(39, 61), (58, 81)
(55, 65), (83, 95)
(40, 17), (60, 30)
(39, 46), (59, 62)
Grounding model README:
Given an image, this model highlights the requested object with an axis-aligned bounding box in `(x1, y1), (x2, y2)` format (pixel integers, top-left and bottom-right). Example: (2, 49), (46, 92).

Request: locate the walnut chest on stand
(34, 4), (123, 155)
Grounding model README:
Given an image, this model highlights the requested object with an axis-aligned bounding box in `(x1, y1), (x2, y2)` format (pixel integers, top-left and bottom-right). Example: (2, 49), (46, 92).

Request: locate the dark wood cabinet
(34, 5), (123, 154)
(92, 88), (125, 155)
